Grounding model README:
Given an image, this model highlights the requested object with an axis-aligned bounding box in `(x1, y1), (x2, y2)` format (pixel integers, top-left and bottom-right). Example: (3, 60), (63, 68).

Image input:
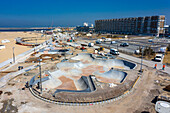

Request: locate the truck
(110, 48), (119, 55)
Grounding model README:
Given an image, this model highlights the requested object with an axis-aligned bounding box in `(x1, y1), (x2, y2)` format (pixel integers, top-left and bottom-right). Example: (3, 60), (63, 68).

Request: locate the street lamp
(139, 46), (144, 73)
(38, 58), (42, 95)
(13, 47), (15, 63)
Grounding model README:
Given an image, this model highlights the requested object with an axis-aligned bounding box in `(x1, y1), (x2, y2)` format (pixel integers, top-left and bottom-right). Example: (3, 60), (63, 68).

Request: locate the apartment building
(95, 15), (165, 36)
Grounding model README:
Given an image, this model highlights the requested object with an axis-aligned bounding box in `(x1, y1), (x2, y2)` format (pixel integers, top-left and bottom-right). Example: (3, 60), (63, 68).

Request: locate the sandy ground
(0, 32), (43, 63)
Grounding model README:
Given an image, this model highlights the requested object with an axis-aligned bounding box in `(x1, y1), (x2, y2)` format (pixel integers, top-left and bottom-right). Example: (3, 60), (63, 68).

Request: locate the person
(154, 64), (157, 69)
(162, 64), (165, 70)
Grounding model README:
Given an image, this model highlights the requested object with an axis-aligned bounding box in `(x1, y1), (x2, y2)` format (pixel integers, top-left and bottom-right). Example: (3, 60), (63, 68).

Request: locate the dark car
(102, 37), (106, 39)
(120, 43), (129, 47)
(96, 40), (101, 44)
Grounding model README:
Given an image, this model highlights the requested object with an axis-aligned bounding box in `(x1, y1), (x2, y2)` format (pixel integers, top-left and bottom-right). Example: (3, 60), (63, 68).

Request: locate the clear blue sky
(0, 0), (170, 27)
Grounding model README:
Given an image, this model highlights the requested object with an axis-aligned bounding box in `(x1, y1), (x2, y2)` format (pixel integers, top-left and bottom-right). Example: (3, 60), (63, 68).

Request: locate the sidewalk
(0, 42), (47, 71)
(0, 65), (38, 87)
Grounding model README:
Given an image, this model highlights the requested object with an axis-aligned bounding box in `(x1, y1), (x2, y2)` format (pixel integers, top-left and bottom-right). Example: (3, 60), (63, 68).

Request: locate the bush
(167, 44), (170, 51)
(139, 47), (154, 57)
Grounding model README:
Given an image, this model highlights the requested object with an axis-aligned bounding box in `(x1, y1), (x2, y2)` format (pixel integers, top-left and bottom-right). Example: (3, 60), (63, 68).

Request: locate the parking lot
(95, 38), (169, 54)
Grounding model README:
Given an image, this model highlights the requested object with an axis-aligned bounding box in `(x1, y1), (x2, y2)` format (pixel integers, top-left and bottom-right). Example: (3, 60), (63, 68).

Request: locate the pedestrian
(162, 64), (165, 70)
(154, 64), (157, 69)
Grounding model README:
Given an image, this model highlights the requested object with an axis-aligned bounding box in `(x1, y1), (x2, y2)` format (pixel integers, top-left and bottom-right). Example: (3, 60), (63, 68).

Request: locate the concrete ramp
(56, 61), (90, 70)
(94, 68), (127, 83)
(76, 76), (89, 90)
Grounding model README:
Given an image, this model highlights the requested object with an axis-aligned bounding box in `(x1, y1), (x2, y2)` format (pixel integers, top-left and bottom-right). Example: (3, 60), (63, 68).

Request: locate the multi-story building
(95, 15), (165, 36)
(164, 25), (170, 36)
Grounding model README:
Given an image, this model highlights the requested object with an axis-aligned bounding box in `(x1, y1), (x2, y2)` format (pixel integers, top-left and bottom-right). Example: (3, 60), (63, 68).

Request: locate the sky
(0, 0), (170, 27)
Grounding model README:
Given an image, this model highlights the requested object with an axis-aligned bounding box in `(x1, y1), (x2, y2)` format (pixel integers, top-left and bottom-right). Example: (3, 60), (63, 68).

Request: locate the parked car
(110, 48), (119, 55)
(148, 39), (153, 42)
(111, 41), (117, 44)
(88, 43), (94, 47)
(154, 54), (163, 62)
(97, 39), (103, 42)
(96, 40), (101, 44)
(104, 38), (111, 42)
(120, 43), (129, 47)
(102, 37), (106, 39)
(134, 50), (140, 54)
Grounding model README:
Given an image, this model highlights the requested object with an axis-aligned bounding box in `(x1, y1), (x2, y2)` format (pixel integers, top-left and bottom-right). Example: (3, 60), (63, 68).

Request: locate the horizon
(0, 0), (170, 27)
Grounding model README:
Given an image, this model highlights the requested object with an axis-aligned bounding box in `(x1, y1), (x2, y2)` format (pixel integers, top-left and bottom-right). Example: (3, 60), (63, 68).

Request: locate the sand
(0, 32), (43, 63)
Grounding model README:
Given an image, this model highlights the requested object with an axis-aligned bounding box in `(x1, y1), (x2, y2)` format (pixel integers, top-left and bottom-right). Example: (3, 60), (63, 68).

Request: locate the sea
(0, 28), (54, 32)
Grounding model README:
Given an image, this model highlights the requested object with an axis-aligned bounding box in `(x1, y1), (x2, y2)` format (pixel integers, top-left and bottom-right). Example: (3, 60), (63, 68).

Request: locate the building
(164, 25), (170, 36)
(76, 26), (90, 32)
(95, 15), (165, 36)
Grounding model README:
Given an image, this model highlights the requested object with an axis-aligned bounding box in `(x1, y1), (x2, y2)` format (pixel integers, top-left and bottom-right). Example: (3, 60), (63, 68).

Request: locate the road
(103, 47), (170, 74)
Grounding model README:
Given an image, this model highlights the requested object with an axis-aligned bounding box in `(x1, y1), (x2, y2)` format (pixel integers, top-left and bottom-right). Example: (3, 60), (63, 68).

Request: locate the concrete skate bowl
(71, 53), (136, 70)
(28, 53), (137, 105)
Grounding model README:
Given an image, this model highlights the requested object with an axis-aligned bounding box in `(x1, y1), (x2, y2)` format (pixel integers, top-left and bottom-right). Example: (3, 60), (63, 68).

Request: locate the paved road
(103, 48), (170, 74)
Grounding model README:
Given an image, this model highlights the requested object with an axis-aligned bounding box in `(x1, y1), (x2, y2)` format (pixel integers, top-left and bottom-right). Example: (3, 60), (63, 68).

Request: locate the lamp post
(38, 58), (42, 95)
(139, 46), (144, 73)
(13, 47), (15, 63)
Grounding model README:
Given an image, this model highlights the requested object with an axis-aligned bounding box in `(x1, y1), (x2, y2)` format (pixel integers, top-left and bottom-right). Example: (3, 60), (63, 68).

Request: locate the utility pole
(38, 58), (42, 95)
(140, 46), (144, 73)
(13, 47), (15, 63)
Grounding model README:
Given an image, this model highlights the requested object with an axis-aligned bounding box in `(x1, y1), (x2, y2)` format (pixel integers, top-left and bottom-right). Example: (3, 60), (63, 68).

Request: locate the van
(110, 48), (119, 55)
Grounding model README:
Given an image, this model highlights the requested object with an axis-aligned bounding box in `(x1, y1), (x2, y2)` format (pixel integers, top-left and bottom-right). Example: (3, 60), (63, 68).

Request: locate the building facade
(95, 15), (165, 36)
(164, 25), (170, 36)
(76, 26), (90, 32)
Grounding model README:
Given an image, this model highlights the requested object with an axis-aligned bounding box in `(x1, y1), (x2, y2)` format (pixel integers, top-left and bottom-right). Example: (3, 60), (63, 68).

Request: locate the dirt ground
(0, 63), (169, 113)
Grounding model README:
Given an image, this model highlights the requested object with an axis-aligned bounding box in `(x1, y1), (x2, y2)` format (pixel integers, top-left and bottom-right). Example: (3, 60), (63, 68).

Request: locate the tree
(167, 44), (170, 51)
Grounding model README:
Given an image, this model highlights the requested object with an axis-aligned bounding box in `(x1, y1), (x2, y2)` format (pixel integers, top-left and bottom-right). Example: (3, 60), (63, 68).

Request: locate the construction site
(0, 31), (170, 113)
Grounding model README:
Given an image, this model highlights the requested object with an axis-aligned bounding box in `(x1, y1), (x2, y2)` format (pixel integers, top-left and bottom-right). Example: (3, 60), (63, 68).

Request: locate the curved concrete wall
(71, 53), (136, 70)
(16, 38), (40, 46)
(94, 68), (127, 83)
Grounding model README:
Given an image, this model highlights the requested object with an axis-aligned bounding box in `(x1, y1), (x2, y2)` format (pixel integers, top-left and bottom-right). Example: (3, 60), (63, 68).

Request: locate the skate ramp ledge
(53, 76), (95, 96)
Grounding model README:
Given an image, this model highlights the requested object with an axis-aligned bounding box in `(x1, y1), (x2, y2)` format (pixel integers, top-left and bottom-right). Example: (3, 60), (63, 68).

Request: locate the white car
(110, 48), (119, 55)
(111, 41), (116, 44)
(154, 54), (163, 62)
(104, 38), (111, 42)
